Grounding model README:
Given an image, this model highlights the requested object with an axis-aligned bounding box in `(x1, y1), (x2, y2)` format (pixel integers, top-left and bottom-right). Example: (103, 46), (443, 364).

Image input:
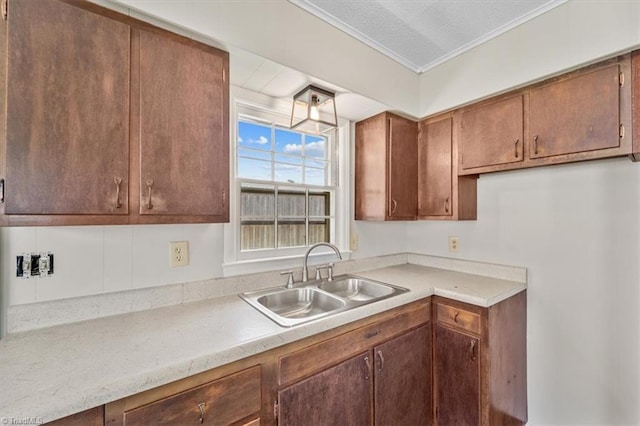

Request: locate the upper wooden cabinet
(458, 56), (632, 175)
(529, 64), (622, 159)
(418, 115), (477, 220)
(0, 0), (229, 226)
(460, 95), (524, 171)
(355, 112), (417, 221)
(134, 29), (229, 221)
(4, 0), (130, 217)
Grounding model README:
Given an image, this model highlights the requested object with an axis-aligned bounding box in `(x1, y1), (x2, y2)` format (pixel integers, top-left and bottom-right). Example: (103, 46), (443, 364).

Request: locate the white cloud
(255, 136), (269, 145)
(283, 140), (325, 154)
(238, 136), (243, 143)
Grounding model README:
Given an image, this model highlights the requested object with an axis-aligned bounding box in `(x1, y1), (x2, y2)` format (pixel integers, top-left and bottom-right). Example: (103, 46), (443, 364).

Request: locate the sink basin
(319, 278), (394, 302)
(239, 275), (409, 327)
(257, 288), (346, 319)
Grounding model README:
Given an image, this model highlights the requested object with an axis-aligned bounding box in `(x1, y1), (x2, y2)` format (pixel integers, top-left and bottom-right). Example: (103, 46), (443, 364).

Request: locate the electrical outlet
(350, 233), (358, 251)
(170, 241), (189, 267)
(448, 236), (459, 253)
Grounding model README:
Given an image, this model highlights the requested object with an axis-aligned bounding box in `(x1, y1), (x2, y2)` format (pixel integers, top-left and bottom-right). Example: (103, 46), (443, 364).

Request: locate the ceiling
(289, 0), (566, 73)
(230, 0), (567, 122)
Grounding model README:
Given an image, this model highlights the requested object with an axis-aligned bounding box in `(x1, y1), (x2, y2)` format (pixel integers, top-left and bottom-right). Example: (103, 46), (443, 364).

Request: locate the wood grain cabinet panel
(374, 324), (432, 426)
(630, 51), (640, 161)
(278, 353), (372, 426)
(121, 366), (260, 426)
(418, 115), (477, 220)
(529, 64), (621, 159)
(46, 406), (104, 426)
(433, 293), (527, 426)
(355, 112), (417, 221)
(137, 29), (228, 219)
(5, 0), (130, 215)
(460, 95), (524, 171)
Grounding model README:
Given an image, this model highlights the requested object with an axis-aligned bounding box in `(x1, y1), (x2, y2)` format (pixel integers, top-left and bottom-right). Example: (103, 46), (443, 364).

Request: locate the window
(237, 116), (336, 252)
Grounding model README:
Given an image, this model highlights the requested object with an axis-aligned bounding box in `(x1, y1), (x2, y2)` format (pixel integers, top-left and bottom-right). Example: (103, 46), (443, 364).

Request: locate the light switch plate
(170, 241), (189, 267)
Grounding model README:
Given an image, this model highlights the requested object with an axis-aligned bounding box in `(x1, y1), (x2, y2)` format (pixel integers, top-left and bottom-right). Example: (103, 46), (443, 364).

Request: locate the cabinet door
(434, 325), (480, 426)
(374, 324), (432, 426)
(355, 114), (387, 220)
(388, 115), (417, 219)
(5, 0), (130, 215)
(137, 29), (228, 218)
(461, 96), (523, 170)
(529, 65), (621, 158)
(122, 366), (261, 426)
(278, 352), (372, 426)
(418, 117), (452, 217)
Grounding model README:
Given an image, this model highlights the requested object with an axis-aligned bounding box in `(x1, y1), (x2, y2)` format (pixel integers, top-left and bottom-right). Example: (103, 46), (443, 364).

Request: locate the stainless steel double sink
(239, 275), (409, 327)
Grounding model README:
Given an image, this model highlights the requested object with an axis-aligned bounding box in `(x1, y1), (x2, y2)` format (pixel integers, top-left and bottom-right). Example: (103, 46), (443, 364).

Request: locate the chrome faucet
(302, 242), (342, 282)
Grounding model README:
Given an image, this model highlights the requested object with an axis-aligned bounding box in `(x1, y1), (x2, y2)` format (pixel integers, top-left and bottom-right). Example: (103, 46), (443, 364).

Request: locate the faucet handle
(327, 263), (335, 281)
(280, 270), (295, 288)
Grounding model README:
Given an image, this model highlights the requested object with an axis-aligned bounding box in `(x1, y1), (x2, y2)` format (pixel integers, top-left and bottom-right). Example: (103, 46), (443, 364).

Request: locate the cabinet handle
(444, 197), (450, 213)
(376, 350), (385, 372)
(514, 139), (519, 158)
(197, 402), (206, 424)
(391, 199), (398, 214)
(0, 178), (4, 203)
(145, 179), (154, 210)
(364, 355), (371, 380)
(114, 177), (122, 209)
(454, 311), (459, 322)
(470, 340), (477, 361)
(533, 135), (539, 155)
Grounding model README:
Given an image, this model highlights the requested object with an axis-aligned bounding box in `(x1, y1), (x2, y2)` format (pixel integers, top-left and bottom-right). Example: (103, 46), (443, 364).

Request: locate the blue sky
(238, 121), (328, 185)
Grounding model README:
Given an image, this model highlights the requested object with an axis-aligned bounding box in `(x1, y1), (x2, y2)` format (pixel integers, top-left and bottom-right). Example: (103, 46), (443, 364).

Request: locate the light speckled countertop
(0, 262), (526, 423)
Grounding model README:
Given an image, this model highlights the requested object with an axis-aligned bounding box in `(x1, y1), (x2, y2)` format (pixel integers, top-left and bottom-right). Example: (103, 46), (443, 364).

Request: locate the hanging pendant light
(290, 84), (338, 134)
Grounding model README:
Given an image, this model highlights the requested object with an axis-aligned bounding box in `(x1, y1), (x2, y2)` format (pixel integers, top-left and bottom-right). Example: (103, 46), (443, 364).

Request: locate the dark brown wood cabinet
(374, 324), (432, 426)
(459, 95), (524, 172)
(433, 293), (527, 426)
(107, 365), (261, 426)
(418, 115), (477, 220)
(4, 0), (130, 217)
(134, 28), (228, 221)
(278, 352), (372, 426)
(355, 112), (417, 221)
(1, 0), (229, 226)
(529, 64), (622, 160)
(46, 406), (104, 426)
(631, 50), (640, 161)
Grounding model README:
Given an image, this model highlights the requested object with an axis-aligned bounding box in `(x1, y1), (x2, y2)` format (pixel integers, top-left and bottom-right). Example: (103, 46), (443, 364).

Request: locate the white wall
(418, 0), (640, 116)
(406, 158), (640, 424)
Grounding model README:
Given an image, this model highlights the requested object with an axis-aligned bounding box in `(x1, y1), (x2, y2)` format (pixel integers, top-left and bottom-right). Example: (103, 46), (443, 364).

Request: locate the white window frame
(223, 88), (350, 275)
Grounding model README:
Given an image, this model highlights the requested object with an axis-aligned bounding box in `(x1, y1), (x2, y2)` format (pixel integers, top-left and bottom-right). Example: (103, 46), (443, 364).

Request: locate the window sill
(223, 250), (353, 277)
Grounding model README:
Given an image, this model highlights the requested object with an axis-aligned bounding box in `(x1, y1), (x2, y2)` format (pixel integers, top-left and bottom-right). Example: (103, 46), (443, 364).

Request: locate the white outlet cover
(170, 241), (189, 267)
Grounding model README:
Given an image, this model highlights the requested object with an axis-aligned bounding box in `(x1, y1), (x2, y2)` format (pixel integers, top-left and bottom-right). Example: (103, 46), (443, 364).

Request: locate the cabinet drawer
(436, 303), (481, 335)
(123, 366), (260, 426)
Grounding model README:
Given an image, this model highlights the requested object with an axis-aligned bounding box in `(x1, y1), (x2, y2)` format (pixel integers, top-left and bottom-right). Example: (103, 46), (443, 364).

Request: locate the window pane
(238, 121), (271, 150)
(309, 192), (329, 216)
(309, 218), (330, 245)
(305, 158), (326, 168)
(238, 158), (272, 180)
(305, 135), (326, 159)
(241, 222), (275, 250)
(241, 188), (275, 218)
(278, 191), (306, 217)
(275, 128), (302, 155)
(278, 218), (306, 248)
(238, 148), (271, 161)
(275, 154), (303, 166)
(274, 162), (302, 184)
(305, 167), (326, 186)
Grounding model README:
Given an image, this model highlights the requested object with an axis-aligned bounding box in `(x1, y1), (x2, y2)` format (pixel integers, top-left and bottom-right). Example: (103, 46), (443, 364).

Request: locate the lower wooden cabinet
(72, 294), (525, 426)
(46, 406), (104, 426)
(433, 292), (527, 426)
(105, 366), (261, 426)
